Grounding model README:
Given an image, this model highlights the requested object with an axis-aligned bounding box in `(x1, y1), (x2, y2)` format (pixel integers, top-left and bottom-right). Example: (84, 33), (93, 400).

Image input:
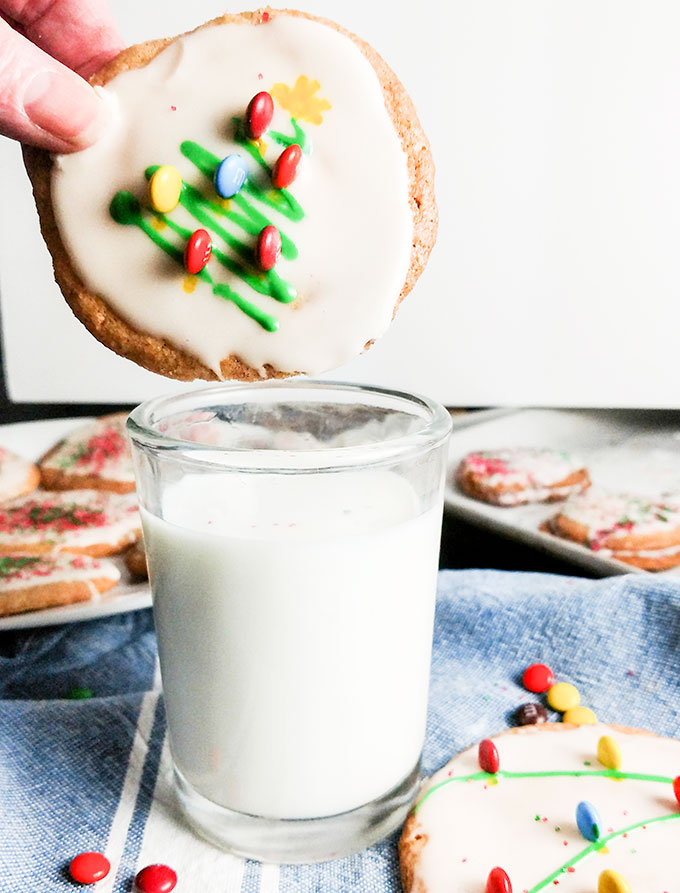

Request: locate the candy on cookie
(24, 9), (437, 381)
(124, 540), (148, 579)
(0, 446), (40, 503)
(39, 413), (134, 493)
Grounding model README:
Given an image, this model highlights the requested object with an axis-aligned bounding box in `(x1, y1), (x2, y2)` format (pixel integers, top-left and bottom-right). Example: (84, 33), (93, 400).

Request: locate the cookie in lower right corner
(400, 723), (680, 892)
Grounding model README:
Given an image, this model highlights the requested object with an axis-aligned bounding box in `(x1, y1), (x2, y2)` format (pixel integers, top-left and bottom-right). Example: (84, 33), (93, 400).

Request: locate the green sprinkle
(67, 687), (93, 700)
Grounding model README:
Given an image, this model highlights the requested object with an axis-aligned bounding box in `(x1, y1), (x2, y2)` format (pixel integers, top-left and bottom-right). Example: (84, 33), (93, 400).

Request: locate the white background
(1, 0), (679, 406)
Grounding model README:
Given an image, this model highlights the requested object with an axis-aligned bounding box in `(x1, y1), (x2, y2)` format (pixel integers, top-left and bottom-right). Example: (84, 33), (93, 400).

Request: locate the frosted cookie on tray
(543, 490), (680, 570)
(0, 553), (120, 617)
(39, 413), (134, 493)
(455, 447), (590, 507)
(0, 447), (40, 503)
(24, 8), (437, 381)
(400, 723), (680, 893)
(0, 490), (140, 557)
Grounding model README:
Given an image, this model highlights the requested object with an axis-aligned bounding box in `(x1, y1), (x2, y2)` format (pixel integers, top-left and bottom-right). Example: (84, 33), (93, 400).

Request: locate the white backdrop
(1, 0), (679, 406)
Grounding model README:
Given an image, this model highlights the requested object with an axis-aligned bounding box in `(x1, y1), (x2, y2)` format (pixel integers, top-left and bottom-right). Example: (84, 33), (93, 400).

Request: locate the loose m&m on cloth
(134, 863), (178, 893)
(478, 738), (500, 774)
(547, 682), (580, 712)
(522, 663), (554, 693)
(69, 851), (110, 883)
(486, 866), (512, 893)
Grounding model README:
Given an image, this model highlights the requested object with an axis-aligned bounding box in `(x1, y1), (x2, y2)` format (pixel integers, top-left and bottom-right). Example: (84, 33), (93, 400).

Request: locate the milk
(142, 470), (442, 820)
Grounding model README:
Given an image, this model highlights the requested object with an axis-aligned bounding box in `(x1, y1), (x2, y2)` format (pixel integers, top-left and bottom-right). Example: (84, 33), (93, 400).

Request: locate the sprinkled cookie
(24, 8), (437, 381)
(0, 446), (40, 503)
(456, 448), (591, 507)
(0, 490), (141, 557)
(0, 553), (120, 616)
(39, 413), (134, 493)
(544, 490), (680, 570)
(400, 723), (680, 893)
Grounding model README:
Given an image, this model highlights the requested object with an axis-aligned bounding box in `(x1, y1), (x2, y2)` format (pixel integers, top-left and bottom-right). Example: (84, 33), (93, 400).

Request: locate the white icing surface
(0, 448), (36, 502)
(461, 448), (585, 491)
(40, 414), (134, 483)
(0, 554), (120, 591)
(412, 724), (680, 892)
(558, 490), (680, 543)
(51, 16), (413, 377)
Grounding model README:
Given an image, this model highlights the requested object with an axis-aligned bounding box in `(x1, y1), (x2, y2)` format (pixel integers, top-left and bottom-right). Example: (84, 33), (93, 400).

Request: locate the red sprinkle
(486, 866), (512, 893)
(255, 225), (282, 271)
(184, 229), (212, 275)
(522, 663), (555, 693)
(261, 10), (270, 21)
(673, 776), (680, 806)
(479, 738), (500, 774)
(272, 143), (302, 189)
(134, 863), (178, 893)
(245, 91), (274, 139)
(69, 852), (111, 884)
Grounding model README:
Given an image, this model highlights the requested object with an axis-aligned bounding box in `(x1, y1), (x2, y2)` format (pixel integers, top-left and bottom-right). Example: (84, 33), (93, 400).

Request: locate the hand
(0, 0), (124, 153)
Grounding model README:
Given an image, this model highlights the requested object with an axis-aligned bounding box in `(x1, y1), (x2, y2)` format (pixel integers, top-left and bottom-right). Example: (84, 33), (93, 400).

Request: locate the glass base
(174, 760), (421, 864)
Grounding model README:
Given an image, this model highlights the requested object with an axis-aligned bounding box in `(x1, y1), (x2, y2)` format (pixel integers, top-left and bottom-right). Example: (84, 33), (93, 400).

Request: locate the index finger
(0, 0), (124, 78)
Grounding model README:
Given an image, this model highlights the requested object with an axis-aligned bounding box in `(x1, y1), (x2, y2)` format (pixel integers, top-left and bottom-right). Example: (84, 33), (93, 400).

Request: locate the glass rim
(126, 380), (452, 472)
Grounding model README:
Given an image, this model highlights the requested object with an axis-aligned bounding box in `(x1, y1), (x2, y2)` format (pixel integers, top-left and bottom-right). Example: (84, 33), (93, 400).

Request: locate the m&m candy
(215, 154), (248, 198)
(576, 800), (602, 842)
(515, 703), (548, 726)
(598, 869), (632, 893)
(272, 143), (302, 189)
(245, 91), (274, 139)
(69, 851), (111, 883)
(673, 775), (680, 805)
(547, 682), (580, 712)
(486, 866), (512, 893)
(149, 165), (182, 213)
(134, 863), (178, 893)
(597, 735), (623, 770)
(478, 738), (500, 774)
(563, 705), (597, 726)
(522, 663), (555, 693)
(255, 225), (282, 271)
(184, 229), (212, 274)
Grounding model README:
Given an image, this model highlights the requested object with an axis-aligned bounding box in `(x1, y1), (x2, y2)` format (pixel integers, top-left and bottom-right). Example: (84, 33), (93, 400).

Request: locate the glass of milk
(127, 381), (451, 863)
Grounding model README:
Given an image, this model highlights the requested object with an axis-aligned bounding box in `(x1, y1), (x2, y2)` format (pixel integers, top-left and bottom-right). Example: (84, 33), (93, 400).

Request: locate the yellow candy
(598, 735), (623, 770)
(547, 682), (580, 712)
(149, 164), (182, 213)
(563, 705), (597, 725)
(598, 869), (632, 893)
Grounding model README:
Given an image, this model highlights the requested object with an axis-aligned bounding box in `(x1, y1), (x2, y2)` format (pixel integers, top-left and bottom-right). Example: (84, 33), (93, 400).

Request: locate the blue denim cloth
(1, 570), (679, 892)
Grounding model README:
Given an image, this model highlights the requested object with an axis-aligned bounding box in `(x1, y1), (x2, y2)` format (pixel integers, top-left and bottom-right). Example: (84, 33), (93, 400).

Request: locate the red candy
(522, 663), (555, 693)
(69, 851), (111, 884)
(486, 866), (513, 893)
(184, 229), (212, 275)
(255, 225), (282, 271)
(673, 776), (680, 806)
(272, 144), (302, 189)
(245, 91), (274, 140)
(134, 863), (178, 893)
(478, 738), (500, 774)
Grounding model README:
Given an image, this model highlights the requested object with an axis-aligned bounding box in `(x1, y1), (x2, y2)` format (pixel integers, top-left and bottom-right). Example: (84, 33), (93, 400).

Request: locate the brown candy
(515, 703), (548, 726)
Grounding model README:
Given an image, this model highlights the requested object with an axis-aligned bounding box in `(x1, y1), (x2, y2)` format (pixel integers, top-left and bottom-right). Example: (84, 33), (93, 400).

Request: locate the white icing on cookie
(0, 447), (38, 502)
(409, 724), (680, 892)
(459, 448), (587, 500)
(51, 15), (413, 377)
(41, 414), (134, 484)
(0, 553), (120, 591)
(557, 491), (680, 546)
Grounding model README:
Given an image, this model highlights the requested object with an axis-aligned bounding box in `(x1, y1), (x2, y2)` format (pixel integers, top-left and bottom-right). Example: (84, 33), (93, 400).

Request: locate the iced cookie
(544, 490), (680, 570)
(24, 8), (437, 381)
(39, 413), (134, 493)
(0, 490), (141, 556)
(400, 723), (680, 893)
(456, 448), (591, 507)
(124, 540), (148, 579)
(0, 553), (120, 616)
(0, 447), (40, 503)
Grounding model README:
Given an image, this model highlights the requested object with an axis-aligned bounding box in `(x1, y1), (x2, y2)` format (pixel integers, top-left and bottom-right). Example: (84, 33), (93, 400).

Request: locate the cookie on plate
(24, 8), (437, 381)
(0, 553), (120, 616)
(0, 490), (141, 557)
(124, 540), (148, 579)
(544, 490), (680, 570)
(39, 413), (134, 493)
(0, 446), (40, 503)
(456, 447), (591, 506)
(400, 723), (680, 892)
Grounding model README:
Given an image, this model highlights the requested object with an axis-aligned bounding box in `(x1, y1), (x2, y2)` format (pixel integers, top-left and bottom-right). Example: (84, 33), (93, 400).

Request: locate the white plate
(0, 416), (151, 630)
(445, 408), (680, 578)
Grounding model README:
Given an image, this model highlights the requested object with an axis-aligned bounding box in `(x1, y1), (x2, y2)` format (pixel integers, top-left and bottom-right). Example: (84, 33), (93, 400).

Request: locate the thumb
(0, 18), (108, 153)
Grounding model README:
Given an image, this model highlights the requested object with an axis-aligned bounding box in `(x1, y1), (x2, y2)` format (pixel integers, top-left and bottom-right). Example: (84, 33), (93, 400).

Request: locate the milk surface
(142, 470), (441, 819)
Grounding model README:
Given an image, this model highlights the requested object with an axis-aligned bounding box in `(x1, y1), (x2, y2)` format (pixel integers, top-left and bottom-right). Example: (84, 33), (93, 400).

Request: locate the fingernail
(24, 69), (105, 148)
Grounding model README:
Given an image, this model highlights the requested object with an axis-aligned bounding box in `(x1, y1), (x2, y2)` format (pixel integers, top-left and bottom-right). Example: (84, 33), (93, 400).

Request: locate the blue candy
(576, 800), (602, 842)
(214, 154), (248, 198)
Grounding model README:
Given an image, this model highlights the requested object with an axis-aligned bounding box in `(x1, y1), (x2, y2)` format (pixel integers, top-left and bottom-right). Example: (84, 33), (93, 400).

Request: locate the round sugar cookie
(39, 413), (134, 493)
(456, 447), (591, 507)
(0, 446), (40, 503)
(0, 553), (120, 616)
(0, 490), (141, 556)
(400, 723), (680, 893)
(545, 490), (680, 570)
(24, 8), (437, 381)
